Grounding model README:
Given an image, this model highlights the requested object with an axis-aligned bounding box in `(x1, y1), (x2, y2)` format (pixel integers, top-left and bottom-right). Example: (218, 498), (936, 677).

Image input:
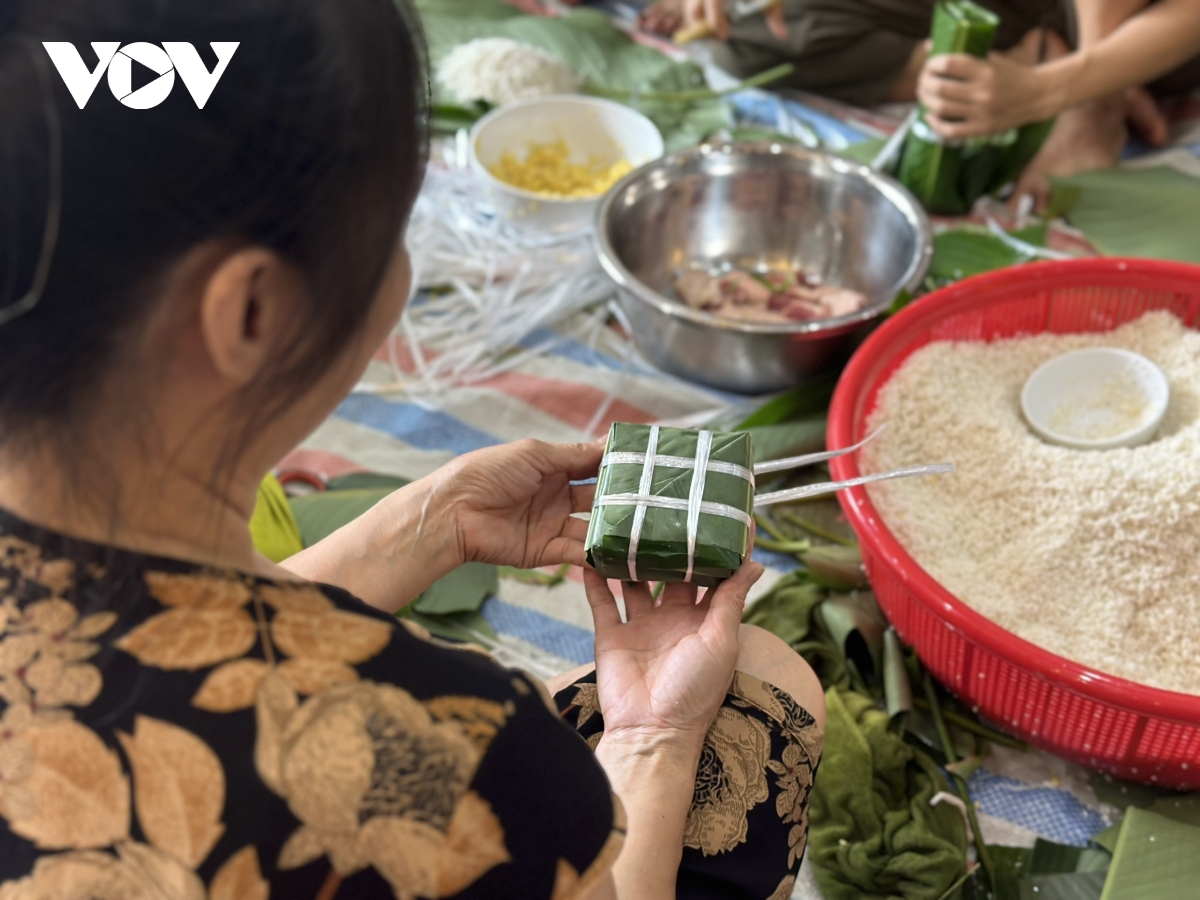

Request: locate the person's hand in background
(682, 0), (789, 42)
(918, 51), (1051, 139)
(640, 0), (686, 34)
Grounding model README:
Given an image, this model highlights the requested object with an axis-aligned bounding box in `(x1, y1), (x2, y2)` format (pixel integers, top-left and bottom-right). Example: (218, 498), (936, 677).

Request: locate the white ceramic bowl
(1021, 347), (1170, 450)
(469, 95), (664, 236)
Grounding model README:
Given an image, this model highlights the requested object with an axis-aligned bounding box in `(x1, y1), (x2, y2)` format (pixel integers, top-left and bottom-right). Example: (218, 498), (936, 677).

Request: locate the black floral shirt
(0, 511), (623, 899)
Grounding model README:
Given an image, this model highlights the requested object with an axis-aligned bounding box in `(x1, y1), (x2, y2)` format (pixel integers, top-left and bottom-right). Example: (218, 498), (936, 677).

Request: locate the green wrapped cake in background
(585, 423), (754, 587)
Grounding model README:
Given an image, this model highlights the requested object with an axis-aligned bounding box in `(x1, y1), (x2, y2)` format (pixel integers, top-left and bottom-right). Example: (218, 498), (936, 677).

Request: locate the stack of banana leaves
(732, 383), (1200, 900)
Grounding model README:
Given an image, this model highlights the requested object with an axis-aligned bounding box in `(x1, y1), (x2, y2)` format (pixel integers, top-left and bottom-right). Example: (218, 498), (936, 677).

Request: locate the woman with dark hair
(0, 1), (824, 897)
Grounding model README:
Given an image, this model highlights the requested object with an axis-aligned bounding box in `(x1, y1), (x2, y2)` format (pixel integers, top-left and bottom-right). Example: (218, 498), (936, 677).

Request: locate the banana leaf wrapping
(898, 0), (1052, 214)
(585, 423), (754, 587)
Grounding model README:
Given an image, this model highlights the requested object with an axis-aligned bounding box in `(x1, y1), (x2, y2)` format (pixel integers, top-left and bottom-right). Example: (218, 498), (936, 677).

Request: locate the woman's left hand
(918, 52), (1050, 139)
(437, 439), (603, 570)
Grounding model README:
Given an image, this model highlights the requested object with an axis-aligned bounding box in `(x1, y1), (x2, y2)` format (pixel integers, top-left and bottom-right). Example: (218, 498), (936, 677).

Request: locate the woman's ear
(199, 248), (303, 386)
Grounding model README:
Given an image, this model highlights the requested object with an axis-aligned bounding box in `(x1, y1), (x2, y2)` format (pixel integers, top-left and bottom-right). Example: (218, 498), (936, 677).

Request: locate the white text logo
(42, 42), (240, 110)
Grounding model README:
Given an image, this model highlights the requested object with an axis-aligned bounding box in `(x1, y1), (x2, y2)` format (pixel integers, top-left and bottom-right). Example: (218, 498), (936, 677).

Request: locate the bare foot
(1013, 93), (1128, 211)
(638, 0), (684, 35)
(1126, 86), (1169, 146)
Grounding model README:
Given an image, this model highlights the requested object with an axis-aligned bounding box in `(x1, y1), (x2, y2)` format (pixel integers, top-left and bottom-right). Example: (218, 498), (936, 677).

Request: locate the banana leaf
(412, 562), (499, 615)
(400, 608), (498, 643)
(1101, 808), (1200, 899)
(585, 424), (754, 585)
(290, 480), (497, 619)
(1049, 166), (1200, 264)
(732, 377), (838, 428)
(926, 223), (1048, 287)
(898, 1), (1052, 214)
(743, 419), (827, 463)
(415, 0), (729, 149)
(801, 543), (869, 590)
(742, 573), (825, 646)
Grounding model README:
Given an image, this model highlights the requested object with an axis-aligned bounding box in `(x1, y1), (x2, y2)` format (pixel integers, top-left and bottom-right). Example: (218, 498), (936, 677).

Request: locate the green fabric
(585, 424), (753, 586)
(1050, 166), (1200, 264)
(415, 0), (729, 151)
(809, 687), (969, 900)
(249, 474), (305, 563)
(1101, 808), (1200, 899)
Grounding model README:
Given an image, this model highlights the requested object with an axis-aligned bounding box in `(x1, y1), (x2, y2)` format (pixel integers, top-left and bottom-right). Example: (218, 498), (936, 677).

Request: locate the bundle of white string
(358, 164), (617, 401)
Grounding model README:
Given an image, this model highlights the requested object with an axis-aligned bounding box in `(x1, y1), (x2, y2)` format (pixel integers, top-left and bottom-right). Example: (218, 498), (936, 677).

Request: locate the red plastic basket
(828, 258), (1200, 788)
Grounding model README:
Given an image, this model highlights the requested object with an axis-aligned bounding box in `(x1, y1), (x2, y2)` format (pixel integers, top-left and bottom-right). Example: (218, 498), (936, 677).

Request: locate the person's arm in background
(918, 0), (1200, 138)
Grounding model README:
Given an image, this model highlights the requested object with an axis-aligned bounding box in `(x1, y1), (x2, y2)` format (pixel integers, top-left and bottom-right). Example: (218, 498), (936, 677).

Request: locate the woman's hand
(438, 439), (603, 570)
(279, 439), (600, 613)
(918, 52), (1054, 139)
(584, 556), (765, 748)
(683, 0), (789, 42)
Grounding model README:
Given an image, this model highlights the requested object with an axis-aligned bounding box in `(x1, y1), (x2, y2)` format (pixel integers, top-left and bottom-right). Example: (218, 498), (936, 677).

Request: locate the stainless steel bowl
(594, 143), (932, 394)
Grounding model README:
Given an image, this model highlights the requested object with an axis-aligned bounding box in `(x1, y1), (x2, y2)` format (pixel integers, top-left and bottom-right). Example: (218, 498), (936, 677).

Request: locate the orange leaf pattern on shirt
(6, 718), (130, 851)
(117, 716), (226, 868)
(192, 659), (270, 713)
(269, 609), (392, 666)
(115, 607), (258, 671)
(208, 845), (269, 900)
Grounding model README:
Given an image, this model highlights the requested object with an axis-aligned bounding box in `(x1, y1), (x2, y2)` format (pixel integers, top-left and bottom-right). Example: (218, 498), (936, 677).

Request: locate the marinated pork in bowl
(594, 142), (932, 394)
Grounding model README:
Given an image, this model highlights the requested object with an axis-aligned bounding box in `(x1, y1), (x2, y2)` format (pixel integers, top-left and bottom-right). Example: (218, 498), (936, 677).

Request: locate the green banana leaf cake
(584, 423), (754, 587)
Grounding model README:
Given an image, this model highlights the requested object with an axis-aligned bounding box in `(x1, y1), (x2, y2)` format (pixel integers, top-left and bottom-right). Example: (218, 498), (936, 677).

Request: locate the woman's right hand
(583, 557), (765, 749)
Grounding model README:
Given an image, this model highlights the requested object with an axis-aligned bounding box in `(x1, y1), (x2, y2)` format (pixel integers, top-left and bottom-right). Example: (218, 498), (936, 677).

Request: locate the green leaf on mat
(1029, 839), (1086, 875)
(888, 288), (915, 315)
(985, 844), (1033, 900)
(744, 419), (828, 463)
(1145, 792), (1200, 828)
(819, 591), (887, 682)
(290, 487), (395, 547)
(1050, 166), (1200, 264)
(801, 543), (869, 591)
(416, 0), (729, 150)
(1019, 872), (1106, 900)
(883, 627), (914, 722)
(325, 472), (411, 492)
(836, 137), (888, 166)
(742, 573), (824, 647)
(1101, 807), (1200, 899)
(1092, 823), (1122, 854)
(927, 223), (1047, 286)
(1089, 773), (1183, 811)
(412, 562), (498, 615)
(734, 378), (837, 429)
(400, 608), (497, 644)
(779, 499), (856, 545)
(1074, 849), (1113, 875)
(809, 687), (968, 900)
